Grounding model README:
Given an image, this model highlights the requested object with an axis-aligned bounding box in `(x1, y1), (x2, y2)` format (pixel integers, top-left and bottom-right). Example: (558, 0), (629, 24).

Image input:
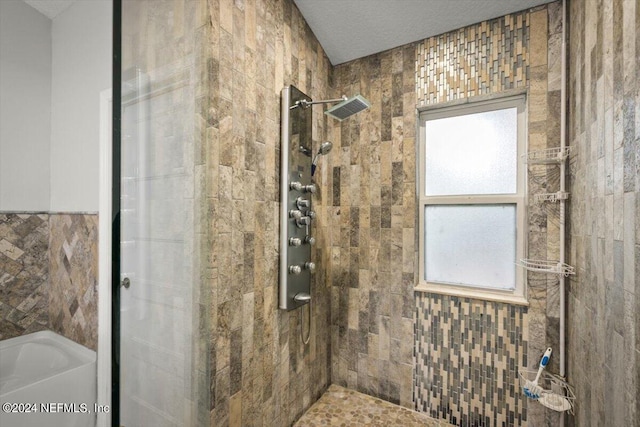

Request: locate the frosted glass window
(424, 107), (517, 195)
(424, 205), (516, 290)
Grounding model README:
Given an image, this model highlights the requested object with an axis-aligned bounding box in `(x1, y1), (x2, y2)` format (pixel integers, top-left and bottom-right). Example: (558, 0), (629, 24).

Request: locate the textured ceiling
(20, 0), (553, 62)
(294, 0), (555, 65)
(23, 0), (76, 19)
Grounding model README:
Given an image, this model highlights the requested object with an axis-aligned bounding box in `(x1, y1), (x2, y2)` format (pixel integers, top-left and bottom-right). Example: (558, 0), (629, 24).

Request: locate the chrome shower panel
(279, 85), (315, 311)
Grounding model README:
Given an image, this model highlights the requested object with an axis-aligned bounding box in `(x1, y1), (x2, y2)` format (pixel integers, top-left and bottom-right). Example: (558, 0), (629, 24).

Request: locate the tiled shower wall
(329, 44), (417, 407)
(201, 0), (333, 425)
(0, 212), (98, 350)
(0, 213), (49, 339)
(330, 3), (563, 426)
(566, 0), (639, 425)
(417, 5), (565, 426)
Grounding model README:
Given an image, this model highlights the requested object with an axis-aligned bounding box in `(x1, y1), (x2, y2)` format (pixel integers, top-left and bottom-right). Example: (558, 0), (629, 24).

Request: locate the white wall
(0, 0), (52, 211)
(50, 0), (112, 212)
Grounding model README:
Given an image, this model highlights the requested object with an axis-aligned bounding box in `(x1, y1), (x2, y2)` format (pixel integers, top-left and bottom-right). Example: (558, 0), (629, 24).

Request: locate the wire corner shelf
(518, 259), (575, 276)
(524, 146), (572, 164)
(519, 369), (576, 414)
(533, 191), (569, 203)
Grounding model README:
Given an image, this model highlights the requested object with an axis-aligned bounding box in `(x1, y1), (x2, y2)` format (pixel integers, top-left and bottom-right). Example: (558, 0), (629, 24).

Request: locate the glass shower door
(117, 1), (207, 426)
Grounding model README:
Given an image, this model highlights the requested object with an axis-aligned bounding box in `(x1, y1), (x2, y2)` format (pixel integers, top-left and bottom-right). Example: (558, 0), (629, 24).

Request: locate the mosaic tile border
(416, 11), (529, 106)
(414, 293), (529, 426)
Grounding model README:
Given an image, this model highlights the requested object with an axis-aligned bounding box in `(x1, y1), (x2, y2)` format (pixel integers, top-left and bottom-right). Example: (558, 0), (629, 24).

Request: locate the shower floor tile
(294, 384), (452, 427)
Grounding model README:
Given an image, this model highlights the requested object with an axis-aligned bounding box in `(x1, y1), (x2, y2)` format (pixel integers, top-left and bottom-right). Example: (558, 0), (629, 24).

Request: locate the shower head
(311, 141), (333, 176)
(324, 95), (371, 121)
(317, 141), (333, 156)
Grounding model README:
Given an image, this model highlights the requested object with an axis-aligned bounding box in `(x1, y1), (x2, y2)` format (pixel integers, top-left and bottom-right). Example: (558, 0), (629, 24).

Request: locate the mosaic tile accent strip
(0, 213), (49, 340)
(414, 293), (529, 426)
(48, 214), (98, 351)
(566, 0), (639, 425)
(416, 11), (529, 106)
(294, 384), (453, 427)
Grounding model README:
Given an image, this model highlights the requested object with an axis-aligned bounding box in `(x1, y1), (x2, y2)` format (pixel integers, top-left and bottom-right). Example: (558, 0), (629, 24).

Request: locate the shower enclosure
(113, 1), (209, 425)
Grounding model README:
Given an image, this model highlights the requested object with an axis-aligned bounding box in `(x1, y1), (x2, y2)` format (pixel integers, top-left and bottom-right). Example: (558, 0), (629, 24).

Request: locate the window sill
(414, 282), (529, 306)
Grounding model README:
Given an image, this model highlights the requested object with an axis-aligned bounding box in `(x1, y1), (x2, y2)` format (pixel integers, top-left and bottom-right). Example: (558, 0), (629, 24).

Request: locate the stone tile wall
(330, 3), (563, 426)
(415, 5), (564, 426)
(0, 213), (98, 351)
(566, 0), (639, 425)
(200, 0), (333, 425)
(0, 213), (49, 339)
(48, 214), (99, 351)
(328, 44), (417, 408)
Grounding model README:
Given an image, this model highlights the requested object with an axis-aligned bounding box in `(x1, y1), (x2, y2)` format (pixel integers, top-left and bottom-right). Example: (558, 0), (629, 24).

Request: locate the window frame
(417, 95), (528, 305)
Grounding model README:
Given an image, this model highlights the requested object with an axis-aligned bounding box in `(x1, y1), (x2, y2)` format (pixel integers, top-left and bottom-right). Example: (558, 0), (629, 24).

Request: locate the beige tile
(0, 239), (24, 261)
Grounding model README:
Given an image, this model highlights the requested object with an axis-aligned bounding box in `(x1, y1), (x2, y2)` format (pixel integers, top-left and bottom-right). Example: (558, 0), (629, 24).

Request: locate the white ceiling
(294, 0), (555, 65)
(23, 0), (76, 19)
(20, 0), (554, 62)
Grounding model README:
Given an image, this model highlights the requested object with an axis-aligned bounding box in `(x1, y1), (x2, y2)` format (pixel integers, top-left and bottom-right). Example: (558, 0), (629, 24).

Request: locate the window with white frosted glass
(424, 108), (517, 196)
(418, 96), (526, 302)
(424, 205), (516, 290)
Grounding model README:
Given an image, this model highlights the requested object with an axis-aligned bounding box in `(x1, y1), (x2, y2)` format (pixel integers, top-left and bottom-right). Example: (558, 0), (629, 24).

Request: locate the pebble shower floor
(294, 385), (454, 426)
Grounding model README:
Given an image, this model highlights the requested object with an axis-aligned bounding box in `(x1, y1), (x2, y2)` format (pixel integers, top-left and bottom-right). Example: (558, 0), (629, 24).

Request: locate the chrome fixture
(324, 94), (371, 121)
(289, 237), (302, 246)
(289, 265), (302, 275)
(293, 292), (311, 302)
(296, 216), (311, 228)
(311, 141), (333, 176)
(290, 95), (347, 110)
(290, 94), (371, 122)
(296, 197), (310, 209)
(280, 85), (317, 312)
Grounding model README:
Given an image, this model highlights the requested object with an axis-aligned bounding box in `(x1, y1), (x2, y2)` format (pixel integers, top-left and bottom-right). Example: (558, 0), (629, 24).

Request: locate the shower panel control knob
(296, 197), (310, 209)
(304, 262), (316, 272)
(289, 210), (303, 219)
(305, 236), (316, 245)
(296, 216), (311, 227)
(290, 181), (303, 191)
(289, 237), (302, 246)
(289, 265), (302, 275)
(303, 184), (317, 194)
(307, 210), (316, 220)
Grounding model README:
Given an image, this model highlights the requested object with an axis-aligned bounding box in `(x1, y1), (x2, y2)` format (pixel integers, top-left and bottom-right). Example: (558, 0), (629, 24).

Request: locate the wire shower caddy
(519, 369), (576, 413)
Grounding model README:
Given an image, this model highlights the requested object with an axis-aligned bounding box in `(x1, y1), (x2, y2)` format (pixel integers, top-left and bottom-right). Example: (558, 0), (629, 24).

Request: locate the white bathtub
(0, 331), (96, 427)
